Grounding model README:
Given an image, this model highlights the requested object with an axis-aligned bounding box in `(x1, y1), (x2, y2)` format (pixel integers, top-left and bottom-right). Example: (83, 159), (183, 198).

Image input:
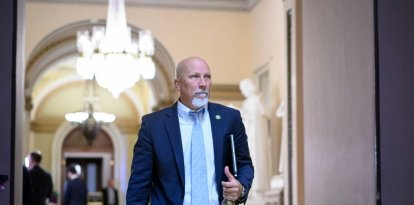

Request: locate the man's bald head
(175, 56), (209, 80)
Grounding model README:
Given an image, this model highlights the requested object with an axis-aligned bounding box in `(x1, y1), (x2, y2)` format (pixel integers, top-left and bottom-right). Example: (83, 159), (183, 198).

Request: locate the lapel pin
(215, 115), (221, 120)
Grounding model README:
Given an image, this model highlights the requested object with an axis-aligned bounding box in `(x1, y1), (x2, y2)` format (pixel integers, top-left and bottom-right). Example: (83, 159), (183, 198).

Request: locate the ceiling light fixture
(76, 0), (155, 97)
(65, 78), (116, 145)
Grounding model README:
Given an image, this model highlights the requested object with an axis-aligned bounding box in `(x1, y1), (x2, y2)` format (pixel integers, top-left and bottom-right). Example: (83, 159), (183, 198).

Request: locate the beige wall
(26, 2), (251, 85)
(301, 0), (376, 204)
(30, 132), (55, 171)
(250, 0), (286, 103)
(127, 133), (137, 178)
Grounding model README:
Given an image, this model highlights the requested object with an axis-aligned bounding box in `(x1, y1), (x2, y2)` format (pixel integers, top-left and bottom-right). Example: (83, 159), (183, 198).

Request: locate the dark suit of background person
(64, 165), (87, 205)
(27, 151), (53, 205)
(23, 166), (33, 205)
(126, 57), (254, 205)
(102, 179), (119, 205)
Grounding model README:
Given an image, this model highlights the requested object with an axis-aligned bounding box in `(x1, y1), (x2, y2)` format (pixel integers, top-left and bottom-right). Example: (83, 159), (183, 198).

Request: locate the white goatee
(192, 97), (208, 108)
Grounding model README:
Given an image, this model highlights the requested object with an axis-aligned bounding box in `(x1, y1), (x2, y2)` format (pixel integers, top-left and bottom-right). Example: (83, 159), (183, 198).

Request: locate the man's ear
(174, 79), (180, 91)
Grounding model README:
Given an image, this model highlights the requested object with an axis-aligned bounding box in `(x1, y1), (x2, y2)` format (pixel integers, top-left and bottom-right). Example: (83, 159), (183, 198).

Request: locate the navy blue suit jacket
(126, 102), (254, 205)
(29, 165), (53, 205)
(64, 177), (87, 205)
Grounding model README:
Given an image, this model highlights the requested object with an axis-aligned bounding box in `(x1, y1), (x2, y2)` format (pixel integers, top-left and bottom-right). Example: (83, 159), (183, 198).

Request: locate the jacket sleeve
(64, 181), (71, 205)
(126, 116), (153, 205)
(47, 174), (53, 199)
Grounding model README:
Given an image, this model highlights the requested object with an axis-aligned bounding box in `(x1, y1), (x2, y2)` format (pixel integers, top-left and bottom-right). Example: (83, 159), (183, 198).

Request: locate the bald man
(126, 57), (254, 205)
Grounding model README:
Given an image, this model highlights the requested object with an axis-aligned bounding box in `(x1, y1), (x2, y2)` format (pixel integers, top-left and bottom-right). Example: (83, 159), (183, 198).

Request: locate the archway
(25, 19), (176, 113)
(24, 20), (177, 152)
(52, 122), (128, 204)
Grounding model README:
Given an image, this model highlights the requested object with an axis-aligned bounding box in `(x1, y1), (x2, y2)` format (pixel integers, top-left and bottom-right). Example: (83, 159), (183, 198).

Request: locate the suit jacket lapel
(208, 103), (225, 187)
(164, 103), (185, 187)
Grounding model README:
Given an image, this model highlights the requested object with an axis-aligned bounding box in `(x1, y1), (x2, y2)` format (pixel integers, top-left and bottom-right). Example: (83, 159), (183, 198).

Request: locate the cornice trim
(28, 0), (260, 11)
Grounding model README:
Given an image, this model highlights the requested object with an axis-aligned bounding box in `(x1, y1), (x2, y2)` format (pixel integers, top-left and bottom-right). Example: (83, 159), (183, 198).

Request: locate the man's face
(174, 58), (212, 110)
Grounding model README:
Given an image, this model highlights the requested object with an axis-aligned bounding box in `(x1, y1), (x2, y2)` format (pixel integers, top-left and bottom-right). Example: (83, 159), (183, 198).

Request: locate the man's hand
(221, 166), (243, 201)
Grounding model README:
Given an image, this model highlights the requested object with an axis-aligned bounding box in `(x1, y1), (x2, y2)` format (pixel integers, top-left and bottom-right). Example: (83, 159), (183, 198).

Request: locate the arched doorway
(61, 126), (114, 202)
(52, 122), (127, 204)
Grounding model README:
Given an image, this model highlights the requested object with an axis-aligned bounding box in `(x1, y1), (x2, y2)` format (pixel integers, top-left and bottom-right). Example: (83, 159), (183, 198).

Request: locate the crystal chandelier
(65, 78), (116, 145)
(76, 0), (156, 97)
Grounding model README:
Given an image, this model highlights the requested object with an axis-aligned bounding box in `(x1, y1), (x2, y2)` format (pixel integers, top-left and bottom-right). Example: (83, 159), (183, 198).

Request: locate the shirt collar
(177, 100), (208, 121)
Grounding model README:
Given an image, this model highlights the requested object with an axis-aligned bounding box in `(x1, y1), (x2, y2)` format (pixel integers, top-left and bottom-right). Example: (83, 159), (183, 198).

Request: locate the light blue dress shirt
(177, 101), (219, 205)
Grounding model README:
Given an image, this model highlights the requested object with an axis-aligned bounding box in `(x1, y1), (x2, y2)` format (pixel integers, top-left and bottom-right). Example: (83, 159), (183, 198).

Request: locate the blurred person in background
(26, 151), (53, 205)
(102, 178), (119, 205)
(64, 164), (87, 205)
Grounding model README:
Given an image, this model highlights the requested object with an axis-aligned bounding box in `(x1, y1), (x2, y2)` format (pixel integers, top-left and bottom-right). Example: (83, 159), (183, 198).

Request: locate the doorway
(62, 152), (113, 203)
(65, 157), (103, 192)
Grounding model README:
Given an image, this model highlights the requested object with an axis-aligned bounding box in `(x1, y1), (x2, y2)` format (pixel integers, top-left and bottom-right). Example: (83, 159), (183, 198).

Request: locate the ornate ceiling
(28, 0), (260, 11)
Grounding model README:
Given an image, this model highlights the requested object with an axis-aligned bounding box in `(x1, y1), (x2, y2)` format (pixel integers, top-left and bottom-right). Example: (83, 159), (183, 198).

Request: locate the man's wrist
(236, 184), (248, 204)
(240, 185), (246, 198)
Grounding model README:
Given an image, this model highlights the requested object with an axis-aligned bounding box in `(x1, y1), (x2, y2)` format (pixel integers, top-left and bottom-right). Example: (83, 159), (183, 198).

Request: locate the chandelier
(65, 78), (116, 145)
(76, 0), (156, 98)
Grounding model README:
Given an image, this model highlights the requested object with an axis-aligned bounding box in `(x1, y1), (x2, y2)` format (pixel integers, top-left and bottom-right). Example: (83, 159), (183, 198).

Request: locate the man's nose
(199, 78), (206, 87)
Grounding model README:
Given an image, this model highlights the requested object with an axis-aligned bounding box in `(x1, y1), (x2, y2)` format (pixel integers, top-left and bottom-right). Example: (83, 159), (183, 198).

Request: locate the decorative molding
(28, 0), (261, 11)
(25, 95), (33, 111)
(31, 118), (139, 134)
(211, 84), (244, 101)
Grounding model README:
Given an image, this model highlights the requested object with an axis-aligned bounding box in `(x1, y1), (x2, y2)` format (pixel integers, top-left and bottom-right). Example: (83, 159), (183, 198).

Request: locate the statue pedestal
(246, 190), (266, 205)
(263, 175), (284, 205)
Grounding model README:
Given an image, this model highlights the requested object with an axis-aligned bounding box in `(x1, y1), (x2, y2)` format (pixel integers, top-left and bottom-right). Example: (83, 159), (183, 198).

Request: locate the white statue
(239, 78), (269, 197)
(269, 100), (285, 191)
(276, 100), (285, 174)
(253, 100), (284, 205)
